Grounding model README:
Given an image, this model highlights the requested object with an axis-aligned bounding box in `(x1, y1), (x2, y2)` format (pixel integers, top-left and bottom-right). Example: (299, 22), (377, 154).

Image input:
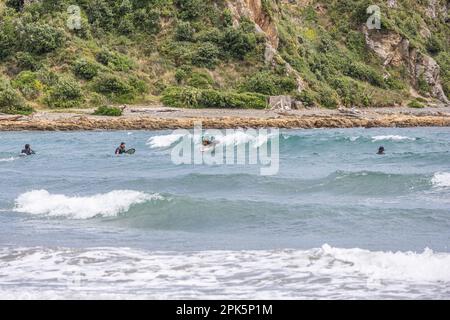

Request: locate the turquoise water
(0, 127), (449, 299)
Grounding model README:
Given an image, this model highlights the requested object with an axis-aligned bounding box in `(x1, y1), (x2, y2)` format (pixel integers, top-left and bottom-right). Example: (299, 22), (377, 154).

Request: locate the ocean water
(0, 127), (449, 299)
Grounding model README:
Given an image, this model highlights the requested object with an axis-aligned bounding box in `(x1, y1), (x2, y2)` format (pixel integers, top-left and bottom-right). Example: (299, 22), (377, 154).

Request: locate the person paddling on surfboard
(21, 144), (35, 156)
(115, 142), (136, 155)
(202, 136), (214, 147)
(115, 142), (127, 155)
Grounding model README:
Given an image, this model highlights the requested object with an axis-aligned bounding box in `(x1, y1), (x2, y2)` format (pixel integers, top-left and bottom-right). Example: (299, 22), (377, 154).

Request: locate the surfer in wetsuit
(115, 142), (127, 155)
(377, 146), (385, 155)
(202, 136), (214, 147)
(21, 144), (35, 155)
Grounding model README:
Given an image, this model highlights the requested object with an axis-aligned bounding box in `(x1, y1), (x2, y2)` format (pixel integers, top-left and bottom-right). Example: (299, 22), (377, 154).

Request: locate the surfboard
(126, 148), (136, 155)
(200, 142), (218, 153)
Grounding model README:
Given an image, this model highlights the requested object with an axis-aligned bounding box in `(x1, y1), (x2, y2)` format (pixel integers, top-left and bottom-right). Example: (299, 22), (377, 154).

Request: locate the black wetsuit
(115, 147), (126, 155)
(21, 148), (35, 155)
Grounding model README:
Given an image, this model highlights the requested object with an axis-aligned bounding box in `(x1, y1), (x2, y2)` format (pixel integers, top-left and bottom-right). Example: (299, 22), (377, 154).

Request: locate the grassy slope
(0, 0), (448, 114)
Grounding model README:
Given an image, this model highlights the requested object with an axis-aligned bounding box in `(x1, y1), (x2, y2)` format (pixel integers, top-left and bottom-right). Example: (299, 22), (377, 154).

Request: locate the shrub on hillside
(221, 28), (257, 60)
(174, 0), (203, 20)
(344, 62), (385, 88)
(18, 23), (65, 54)
(0, 20), (15, 60)
(84, 0), (115, 31)
(330, 77), (371, 107)
(161, 86), (200, 108)
(435, 53), (449, 99)
(242, 71), (297, 95)
(384, 76), (406, 90)
(94, 74), (139, 103)
(73, 59), (99, 80)
(195, 28), (223, 44)
(0, 78), (33, 115)
(186, 71), (214, 89)
(345, 31), (366, 56)
(175, 21), (195, 42)
(117, 14), (135, 35)
(5, 0), (25, 11)
(221, 92), (267, 109)
(317, 86), (339, 109)
(36, 68), (59, 87)
(128, 76), (148, 95)
(96, 49), (133, 71)
(426, 35), (443, 56)
(45, 77), (83, 109)
(175, 68), (189, 84)
(15, 52), (41, 72)
(296, 89), (317, 108)
(222, 9), (233, 28)
(160, 41), (195, 66)
(417, 73), (431, 96)
(12, 71), (43, 100)
(133, 8), (160, 34)
(408, 99), (425, 108)
(93, 105), (123, 116)
(192, 42), (220, 69)
(161, 86), (267, 109)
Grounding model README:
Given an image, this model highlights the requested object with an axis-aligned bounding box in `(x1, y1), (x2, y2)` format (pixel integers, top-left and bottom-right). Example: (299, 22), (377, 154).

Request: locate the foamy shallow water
(1, 127), (449, 299)
(1, 245), (449, 300)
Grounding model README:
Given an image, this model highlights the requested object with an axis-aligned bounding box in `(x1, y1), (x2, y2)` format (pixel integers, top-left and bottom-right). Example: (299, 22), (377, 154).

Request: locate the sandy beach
(1, 106), (449, 131)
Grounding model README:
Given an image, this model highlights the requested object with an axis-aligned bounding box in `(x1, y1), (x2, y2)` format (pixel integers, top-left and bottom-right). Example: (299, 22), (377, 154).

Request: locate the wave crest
(147, 134), (186, 149)
(147, 131), (273, 149)
(432, 172), (450, 188)
(13, 190), (162, 219)
(371, 135), (417, 142)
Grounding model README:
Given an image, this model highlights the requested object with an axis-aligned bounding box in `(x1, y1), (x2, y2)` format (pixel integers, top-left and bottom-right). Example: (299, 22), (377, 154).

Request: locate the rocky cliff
(0, 0), (449, 114)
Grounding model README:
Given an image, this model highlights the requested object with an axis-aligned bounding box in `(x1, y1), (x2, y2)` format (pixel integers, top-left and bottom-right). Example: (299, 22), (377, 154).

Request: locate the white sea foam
(0, 244), (449, 299)
(13, 190), (162, 219)
(147, 133), (187, 149)
(371, 135), (416, 142)
(148, 132), (273, 149)
(214, 131), (272, 148)
(0, 157), (15, 162)
(431, 172), (450, 188)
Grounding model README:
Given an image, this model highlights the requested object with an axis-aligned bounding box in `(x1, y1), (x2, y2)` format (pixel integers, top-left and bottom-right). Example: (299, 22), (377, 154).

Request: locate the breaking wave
(371, 135), (417, 142)
(147, 131), (273, 149)
(432, 172), (450, 188)
(13, 190), (162, 219)
(0, 244), (449, 299)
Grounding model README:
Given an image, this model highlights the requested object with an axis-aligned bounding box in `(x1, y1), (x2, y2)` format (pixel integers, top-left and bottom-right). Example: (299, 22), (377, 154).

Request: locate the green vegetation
(12, 71), (44, 99)
(241, 71), (297, 96)
(0, 77), (33, 114)
(0, 0), (448, 114)
(162, 87), (267, 109)
(44, 76), (83, 109)
(408, 99), (426, 109)
(93, 105), (123, 116)
(73, 59), (99, 80)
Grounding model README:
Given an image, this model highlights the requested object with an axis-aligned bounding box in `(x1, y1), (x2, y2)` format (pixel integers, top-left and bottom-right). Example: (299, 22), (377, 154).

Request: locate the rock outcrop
(426, 0), (448, 19)
(269, 95), (293, 110)
(227, 0), (279, 48)
(227, 0), (306, 92)
(1, 113), (449, 131)
(363, 27), (449, 105)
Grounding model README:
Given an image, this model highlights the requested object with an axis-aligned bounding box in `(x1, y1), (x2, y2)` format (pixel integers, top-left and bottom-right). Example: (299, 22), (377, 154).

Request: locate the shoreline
(1, 106), (449, 131)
